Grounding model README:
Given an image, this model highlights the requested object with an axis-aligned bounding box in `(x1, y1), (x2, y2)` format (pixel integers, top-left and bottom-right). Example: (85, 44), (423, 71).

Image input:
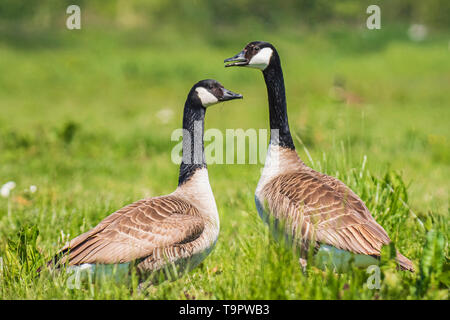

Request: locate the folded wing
(261, 171), (391, 255)
(54, 196), (205, 266)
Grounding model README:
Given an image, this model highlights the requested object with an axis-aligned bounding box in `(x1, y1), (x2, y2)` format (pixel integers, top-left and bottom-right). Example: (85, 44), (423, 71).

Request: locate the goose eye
(255, 47), (260, 52)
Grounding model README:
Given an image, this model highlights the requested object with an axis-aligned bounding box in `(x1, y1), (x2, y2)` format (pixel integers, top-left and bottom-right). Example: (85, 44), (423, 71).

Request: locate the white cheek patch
(195, 87), (218, 107)
(248, 47), (273, 70)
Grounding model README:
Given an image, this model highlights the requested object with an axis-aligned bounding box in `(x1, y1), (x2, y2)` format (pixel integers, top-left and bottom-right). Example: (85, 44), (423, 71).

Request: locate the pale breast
(255, 144), (303, 216)
(176, 168), (220, 237)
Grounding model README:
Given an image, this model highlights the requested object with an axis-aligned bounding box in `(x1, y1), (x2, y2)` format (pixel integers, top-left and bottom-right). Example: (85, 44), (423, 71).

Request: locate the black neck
(262, 55), (295, 150)
(178, 96), (207, 186)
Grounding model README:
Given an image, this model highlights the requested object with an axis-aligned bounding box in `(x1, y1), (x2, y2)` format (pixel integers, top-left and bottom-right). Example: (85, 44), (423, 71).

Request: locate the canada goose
(225, 41), (414, 272)
(42, 79), (243, 282)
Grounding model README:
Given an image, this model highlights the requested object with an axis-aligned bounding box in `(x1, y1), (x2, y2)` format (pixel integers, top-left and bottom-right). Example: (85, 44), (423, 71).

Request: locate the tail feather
(36, 252), (65, 274)
(396, 251), (414, 272)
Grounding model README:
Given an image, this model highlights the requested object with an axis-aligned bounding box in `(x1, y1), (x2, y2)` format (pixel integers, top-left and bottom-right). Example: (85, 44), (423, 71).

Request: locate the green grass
(0, 24), (448, 299)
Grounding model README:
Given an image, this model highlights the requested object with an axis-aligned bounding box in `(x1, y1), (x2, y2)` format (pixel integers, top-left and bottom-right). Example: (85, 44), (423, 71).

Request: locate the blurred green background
(0, 0), (448, 299)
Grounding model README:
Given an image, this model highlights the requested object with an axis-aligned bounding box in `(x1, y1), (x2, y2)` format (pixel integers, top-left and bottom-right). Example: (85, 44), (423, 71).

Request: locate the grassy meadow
(0, 24), (448, 299)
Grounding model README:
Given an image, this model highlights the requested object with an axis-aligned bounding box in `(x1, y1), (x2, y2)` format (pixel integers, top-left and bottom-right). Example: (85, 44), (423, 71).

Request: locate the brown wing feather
(261, 170), (414, 270)
(55, 195), (205, 266)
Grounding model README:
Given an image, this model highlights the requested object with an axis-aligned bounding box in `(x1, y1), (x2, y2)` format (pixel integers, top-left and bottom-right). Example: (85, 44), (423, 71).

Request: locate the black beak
(220, 88), (243, 101)
(224, 50), (248, 67)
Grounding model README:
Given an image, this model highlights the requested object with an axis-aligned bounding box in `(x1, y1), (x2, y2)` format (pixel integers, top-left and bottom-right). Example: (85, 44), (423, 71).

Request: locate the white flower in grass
(1, 181), (16, 198)
(156, 108), (174, 124)
(408, 24), (428, 42)
(29, 185), (37, 193)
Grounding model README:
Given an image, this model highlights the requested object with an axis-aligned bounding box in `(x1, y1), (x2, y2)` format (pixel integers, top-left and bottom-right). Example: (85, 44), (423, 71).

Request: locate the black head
(224, 41), (277, 70)
(189, 79), (243, 108)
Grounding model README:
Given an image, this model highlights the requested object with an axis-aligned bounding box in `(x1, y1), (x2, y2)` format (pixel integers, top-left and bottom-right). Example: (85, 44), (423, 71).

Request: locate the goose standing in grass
(225, 41), (414, 271)
(42, 79), (243, 282)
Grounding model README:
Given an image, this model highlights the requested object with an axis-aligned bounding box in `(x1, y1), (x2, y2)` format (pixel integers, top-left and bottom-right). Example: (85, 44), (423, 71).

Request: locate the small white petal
(1, 187), (10, 198)
(3, 181), (16, 190)
(156, 108), (174, 124)
(1, 181), (16, 198)
(29, 185), (37, 193)
(408, 24), (428, 42)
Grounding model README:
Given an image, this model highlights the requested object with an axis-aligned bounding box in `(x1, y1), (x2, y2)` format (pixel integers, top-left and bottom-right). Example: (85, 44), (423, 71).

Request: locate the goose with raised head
(225, 41), (414, 271)
(42, 79), (243, 282)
